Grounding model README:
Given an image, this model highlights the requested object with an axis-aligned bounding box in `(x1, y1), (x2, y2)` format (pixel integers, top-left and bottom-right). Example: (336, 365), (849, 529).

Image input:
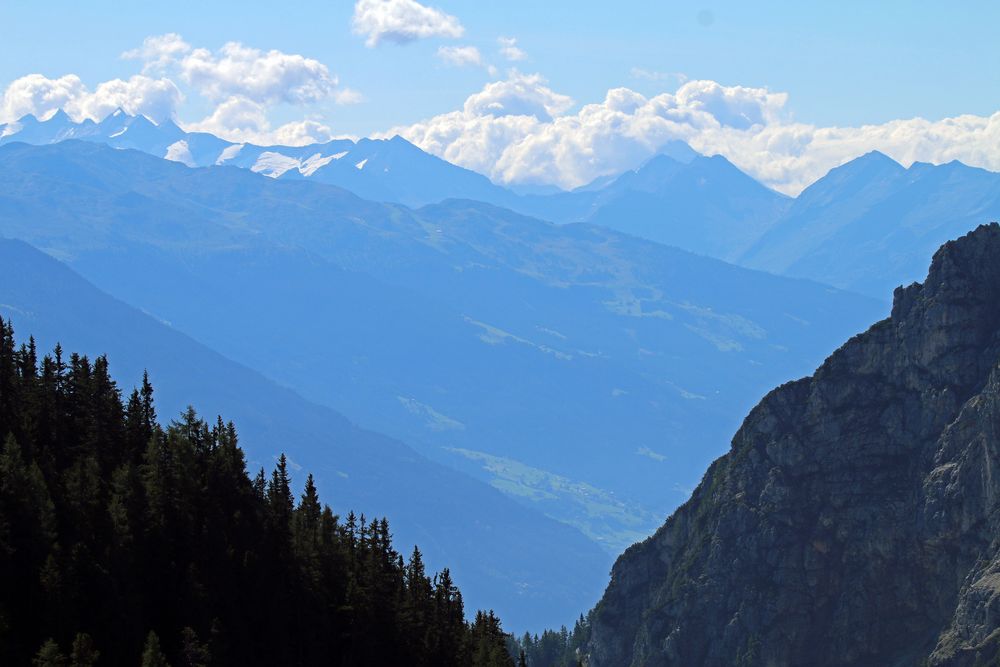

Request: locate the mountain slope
(0, 237), (611, 633)
(0, 140), (885, 555)
(585, 223), (1000, 666)
(507, 153), (789, 261)
(741, 152), (1000, 296)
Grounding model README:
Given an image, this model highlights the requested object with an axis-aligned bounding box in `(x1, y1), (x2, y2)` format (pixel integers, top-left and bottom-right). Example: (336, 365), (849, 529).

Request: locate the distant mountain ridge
(0, 109), (787, 261)
(10, 109), (999, 298)
(740, 150), (1000, 296)
(504, 152), (790, 261)
(0, 108), (515, 208)
(0, 140), (885, 561)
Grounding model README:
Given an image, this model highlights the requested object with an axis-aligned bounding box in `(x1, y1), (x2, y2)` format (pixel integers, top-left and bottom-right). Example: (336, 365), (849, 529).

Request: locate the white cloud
(80, 76), (184, 123)
(497, 36), (526, 62)
(437, 45), (483, 67)
(1, 73), (182, 124)
(115, 34), (360, 142)
(352, 0), (464, 47)
(177, 42), (340, 105)
(185, 96), (268, 137)
(271, 119), (340, 146)
(122, 34), (355, 109)
(630, 68), (688, 84)
(463, 72), (573, 121)
(1, 74), (86, 121)
(183, 95), (336, 146)
(333, 87), (365, 105)
(3, 34), (354, 145)
(122, 33), (192, 72)
(385, 74), (1000, 195)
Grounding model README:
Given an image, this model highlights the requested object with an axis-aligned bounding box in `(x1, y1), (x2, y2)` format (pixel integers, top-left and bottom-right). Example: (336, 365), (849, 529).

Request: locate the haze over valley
(2, 3), (1000, 665)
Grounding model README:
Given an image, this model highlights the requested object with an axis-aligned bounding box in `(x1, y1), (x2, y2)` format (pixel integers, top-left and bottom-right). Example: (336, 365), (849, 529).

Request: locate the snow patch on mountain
(164, 140), (195, 167)
(215, 143), (244, 164)
(251, 151), (300, 178)
(300, 152), (342, 176)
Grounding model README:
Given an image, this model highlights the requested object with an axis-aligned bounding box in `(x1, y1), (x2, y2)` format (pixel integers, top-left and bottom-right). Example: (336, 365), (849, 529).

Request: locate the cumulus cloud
(384, 74), (1000, 195)
(1, 74), (86, 121)
(184, 95), (337, 146)
(497, 36), (526, 62)
(119, 34), (361, 142)
(463, 72), (573, 121)
(122, 33), (192, 72)
(1, 73), (182, 124)
(176, 42), (340, 105)
(436, 45), (483, 67)
(121, 33), (358, 110)
(352, 0), (464, 47)
(1, 32), (360, 144)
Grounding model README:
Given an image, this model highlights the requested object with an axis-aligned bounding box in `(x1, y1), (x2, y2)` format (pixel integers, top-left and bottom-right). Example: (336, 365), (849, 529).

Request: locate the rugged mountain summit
(740, 153), (1000, 297)
(585, 223), (1000, 666)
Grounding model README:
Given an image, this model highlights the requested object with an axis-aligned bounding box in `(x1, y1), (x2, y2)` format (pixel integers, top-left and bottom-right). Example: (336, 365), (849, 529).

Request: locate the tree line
(0, 317), (514, 666)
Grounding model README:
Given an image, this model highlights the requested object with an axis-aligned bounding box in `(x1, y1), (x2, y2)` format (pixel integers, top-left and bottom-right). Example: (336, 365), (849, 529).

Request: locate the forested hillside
(0, 317), (513, 666)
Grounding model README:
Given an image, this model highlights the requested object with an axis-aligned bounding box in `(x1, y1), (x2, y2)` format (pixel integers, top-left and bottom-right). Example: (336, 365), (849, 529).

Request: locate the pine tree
(32, 638), (66, 667)
(69, 633), (99, 667)
(178, 627), (210, 667)
(141, 631), (170, 667)
(293, 473), (323, 585)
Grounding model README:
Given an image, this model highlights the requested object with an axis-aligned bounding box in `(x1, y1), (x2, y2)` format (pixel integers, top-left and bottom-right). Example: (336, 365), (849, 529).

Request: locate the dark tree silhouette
(0, 317), (516, 666)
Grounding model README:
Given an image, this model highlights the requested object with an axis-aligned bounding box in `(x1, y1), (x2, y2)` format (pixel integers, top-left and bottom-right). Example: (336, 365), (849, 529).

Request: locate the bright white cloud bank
(3, 34), (359, 146)
(352, 0), (464, 47)
(182, 95), (338, 146)
(5, 33), (1000, 194)
(126, 33), (361, 107)
(386, 74), (1000, 195)
(1, 73), (183, 124)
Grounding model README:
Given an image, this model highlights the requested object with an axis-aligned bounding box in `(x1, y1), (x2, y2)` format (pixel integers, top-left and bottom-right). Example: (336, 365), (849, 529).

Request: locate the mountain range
(3, 108), (999, 635)
(0, 108), (513, 208)
(0, 139), (885, 555)
(5, 109), (999, 299)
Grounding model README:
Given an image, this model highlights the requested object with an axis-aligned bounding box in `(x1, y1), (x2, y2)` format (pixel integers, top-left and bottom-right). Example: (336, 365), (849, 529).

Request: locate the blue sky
(2, 1), (999, 193)
(4, 1), (998, 130)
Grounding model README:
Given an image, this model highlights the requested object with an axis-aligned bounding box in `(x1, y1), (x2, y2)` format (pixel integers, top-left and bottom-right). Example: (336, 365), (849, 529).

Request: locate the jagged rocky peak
(585, 222), (1000, 667)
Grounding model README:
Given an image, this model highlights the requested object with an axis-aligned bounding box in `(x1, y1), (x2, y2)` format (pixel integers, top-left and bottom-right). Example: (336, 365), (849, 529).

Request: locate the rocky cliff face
(585, 223), (1000, 667)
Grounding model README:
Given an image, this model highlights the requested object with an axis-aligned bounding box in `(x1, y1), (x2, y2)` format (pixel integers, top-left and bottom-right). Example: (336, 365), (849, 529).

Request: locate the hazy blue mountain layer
(0, 237), (612, 633)
(5, 111), (1000, 298)
(740, 151), (1000, 296)
(0, 140), (885, 556)
(0, 111), (786, 261)
(502, 151), (789, 262)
